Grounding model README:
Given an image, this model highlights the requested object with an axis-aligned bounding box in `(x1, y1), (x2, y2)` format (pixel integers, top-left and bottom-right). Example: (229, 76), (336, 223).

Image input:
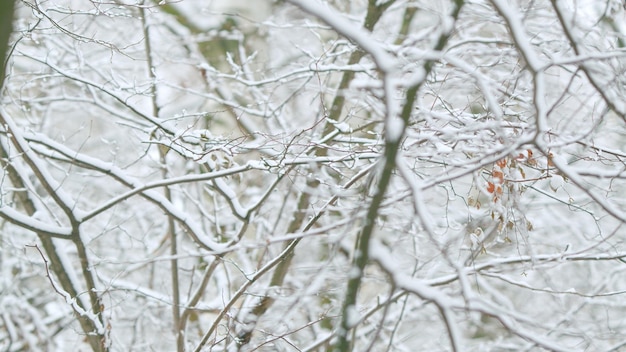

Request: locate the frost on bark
(1, 1), (626, 351)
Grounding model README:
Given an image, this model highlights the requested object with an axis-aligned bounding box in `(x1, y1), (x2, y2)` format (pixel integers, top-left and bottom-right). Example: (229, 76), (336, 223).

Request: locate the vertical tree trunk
(0, 0), (15, 89)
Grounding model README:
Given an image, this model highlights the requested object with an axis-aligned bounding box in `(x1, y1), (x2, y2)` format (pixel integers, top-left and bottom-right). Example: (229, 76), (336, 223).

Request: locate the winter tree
(1, 0), (626, 351)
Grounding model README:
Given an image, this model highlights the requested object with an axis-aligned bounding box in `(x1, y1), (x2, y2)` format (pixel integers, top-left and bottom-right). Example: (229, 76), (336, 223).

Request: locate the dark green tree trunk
(0, 0), (15, 89)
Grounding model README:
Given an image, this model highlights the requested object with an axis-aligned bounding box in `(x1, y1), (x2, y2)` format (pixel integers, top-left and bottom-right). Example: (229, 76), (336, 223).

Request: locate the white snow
(385, 117), (405, 142)
(345, 304), (359, 328)
(286, 0), (397, 73)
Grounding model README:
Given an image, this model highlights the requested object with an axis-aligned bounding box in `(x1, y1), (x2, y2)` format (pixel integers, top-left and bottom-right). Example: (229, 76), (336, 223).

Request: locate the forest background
(1, 1), (626, 351)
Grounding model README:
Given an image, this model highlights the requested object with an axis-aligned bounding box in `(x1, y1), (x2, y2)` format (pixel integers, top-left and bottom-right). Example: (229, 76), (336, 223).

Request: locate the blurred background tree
(1, 1), (626, 351)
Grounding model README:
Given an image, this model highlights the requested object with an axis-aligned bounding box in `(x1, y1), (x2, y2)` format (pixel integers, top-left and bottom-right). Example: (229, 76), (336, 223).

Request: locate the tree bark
(0, 0), (15, 89)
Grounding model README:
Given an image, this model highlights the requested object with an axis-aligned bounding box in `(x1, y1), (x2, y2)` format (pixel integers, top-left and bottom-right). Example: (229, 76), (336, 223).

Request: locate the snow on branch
(286, 0), (397, 73)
